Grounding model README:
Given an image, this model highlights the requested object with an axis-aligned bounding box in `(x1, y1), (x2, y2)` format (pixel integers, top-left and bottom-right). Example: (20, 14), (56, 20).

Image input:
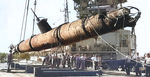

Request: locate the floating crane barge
(14, 6), (141, 53)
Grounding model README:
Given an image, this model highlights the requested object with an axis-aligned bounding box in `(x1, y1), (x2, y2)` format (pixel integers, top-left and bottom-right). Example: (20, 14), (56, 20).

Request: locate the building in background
(70, 0), (131, 60)
(71, 29), (136, 60)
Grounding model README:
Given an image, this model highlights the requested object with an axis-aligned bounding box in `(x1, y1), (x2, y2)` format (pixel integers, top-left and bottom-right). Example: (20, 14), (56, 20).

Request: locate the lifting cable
(19, 0), (30, 42)
(19, 0), (27, 42)
(16, 0), (30, 61)
(88, 7), (128, 57)
(23, 0), (30, 40)
(31, 0), (37, 56)
(29, 0), (37, 50)
(89, 17), (127, 57)
(89, 6), (147, 66)
(32, 0), (37, 35)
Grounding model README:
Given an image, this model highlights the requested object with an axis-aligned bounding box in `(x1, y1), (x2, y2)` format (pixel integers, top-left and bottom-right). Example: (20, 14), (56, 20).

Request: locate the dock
(101, 70), (145, 77)
(0, 63), (146, 77)
(0, 69), (146, 77)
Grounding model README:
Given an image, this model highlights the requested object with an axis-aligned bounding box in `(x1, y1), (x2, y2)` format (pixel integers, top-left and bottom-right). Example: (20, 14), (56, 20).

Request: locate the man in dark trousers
(145, 53), (150, 77)
(135, 53), (142, 76)
(42, 54), (49, 67)
(7, 49), (13, 72)
(76, 54), (80, 70)
(125, 56), (131, 75)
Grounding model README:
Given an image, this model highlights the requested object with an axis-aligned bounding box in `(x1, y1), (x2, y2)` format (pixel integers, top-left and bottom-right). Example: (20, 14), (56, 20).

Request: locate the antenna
(31, 8), (40, 21)
(60, 0), (70, 23)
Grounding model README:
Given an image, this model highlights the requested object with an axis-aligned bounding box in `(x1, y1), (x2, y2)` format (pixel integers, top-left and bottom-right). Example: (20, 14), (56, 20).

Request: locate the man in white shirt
(91, 54), (96, 69)
(80, 54), (87, 70)
(135, 53), (142, 76)
(145, 53), (150, 77)
(125, 56), (131, 75)
(91, 55), (101, 70)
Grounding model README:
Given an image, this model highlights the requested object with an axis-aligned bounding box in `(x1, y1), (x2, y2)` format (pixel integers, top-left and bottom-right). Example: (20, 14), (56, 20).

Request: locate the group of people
(42, 51), (71, 68)
(75, 54), (101, 70)
(7, 49), (102, 72)
(42, 51), (101, 70)
(124, 52), (150, 77)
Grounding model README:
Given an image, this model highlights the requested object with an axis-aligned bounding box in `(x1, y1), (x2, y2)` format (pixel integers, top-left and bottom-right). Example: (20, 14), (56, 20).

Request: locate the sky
(0, 0), (150, 56)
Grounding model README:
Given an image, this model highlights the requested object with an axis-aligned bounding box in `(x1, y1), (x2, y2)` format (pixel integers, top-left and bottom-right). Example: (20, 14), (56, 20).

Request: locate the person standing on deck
(42, 54), (49, 67)
(7, 49), (13, 72)
(91, 54), (96, 70)
(76, 54), (80, 70)
(86, 55), (92, 68)
(125, 56), (131, 75)
(62, 51), (69, 68)
(48, 53), (52, 66)
(67, 53), (71, 68)
(145, 53), (150, 77)
(135, 52), (142, 76)
(94, 55), (101, 70)
(80, 54), (87, 70)
(52, 53), (57, 68)
(71, 55), (76, 67)
(62, 53), (66, 68)
(57, 55), (62, 68)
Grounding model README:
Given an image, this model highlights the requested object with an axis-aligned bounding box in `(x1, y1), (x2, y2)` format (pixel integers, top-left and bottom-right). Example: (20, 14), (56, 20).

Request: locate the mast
(65, 0), (69, 23)
(61, 0), (70, 23)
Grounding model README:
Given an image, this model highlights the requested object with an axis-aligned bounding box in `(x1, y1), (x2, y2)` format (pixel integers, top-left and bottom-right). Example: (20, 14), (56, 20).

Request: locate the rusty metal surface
(16, 7), (140, 53)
